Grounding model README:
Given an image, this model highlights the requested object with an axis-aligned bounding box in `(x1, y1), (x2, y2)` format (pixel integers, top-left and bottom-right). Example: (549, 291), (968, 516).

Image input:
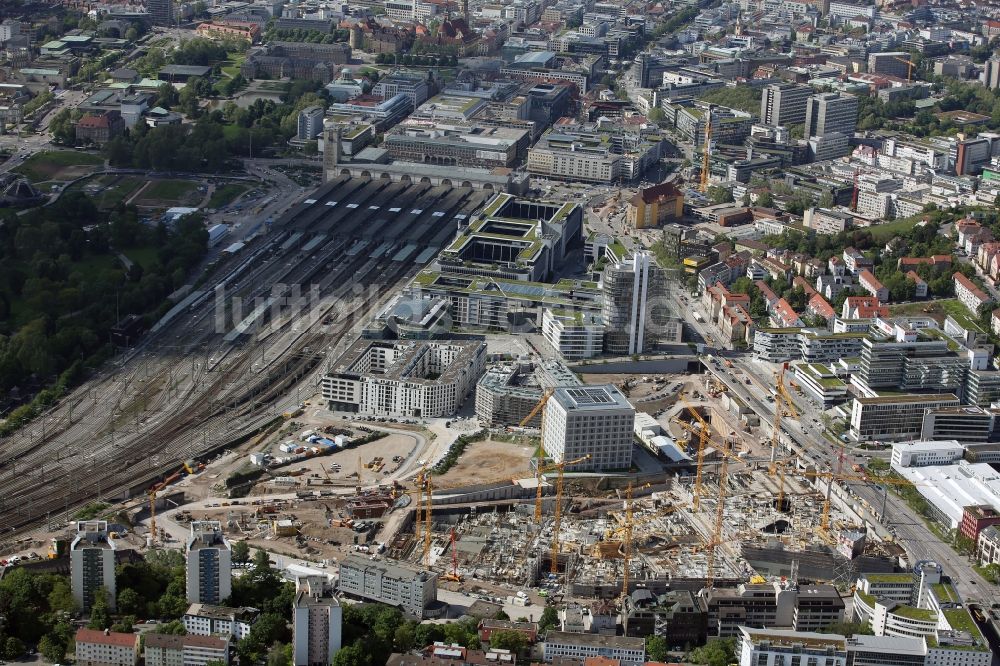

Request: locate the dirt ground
(432, 438), (536, 487)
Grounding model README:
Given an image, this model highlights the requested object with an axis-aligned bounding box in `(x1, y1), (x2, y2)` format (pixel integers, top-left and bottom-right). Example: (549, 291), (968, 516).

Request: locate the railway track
(0, 244), (417, 543)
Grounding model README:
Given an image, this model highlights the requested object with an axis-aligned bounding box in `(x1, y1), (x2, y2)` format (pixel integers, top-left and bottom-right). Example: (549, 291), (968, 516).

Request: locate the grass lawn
(125, 246), (160, 271)
(95, 176), (144, 209)
(138, 179), (201, 204)
(868, 216), (925, 242)
(889, 298), (971, 325)
(208, 183), (248, 209)
(15, 150), (102, 182)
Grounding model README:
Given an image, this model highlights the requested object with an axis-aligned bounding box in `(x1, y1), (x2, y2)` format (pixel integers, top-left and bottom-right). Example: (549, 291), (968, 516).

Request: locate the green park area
(14, 150), (103, 183)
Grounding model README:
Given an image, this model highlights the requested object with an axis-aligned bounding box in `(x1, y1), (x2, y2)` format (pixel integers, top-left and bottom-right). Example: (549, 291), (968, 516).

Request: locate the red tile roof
(76, 628), (138, 649)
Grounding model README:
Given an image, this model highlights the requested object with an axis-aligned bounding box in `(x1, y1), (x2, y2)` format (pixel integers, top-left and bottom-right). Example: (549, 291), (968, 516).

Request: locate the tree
(117, 587), (143, 615)
(707, 186), (734, 205)
(488, 630), (527, 653)
(333, 642), (370, 666)
(39, 635), (66, 664)
(88, 587), (113, 630)
(49, 108), (76, 144)
(494, 609), (510, 621)
(156, 620), (188, 635)
(232, 539), (251, 564)
(648, 107), (666, 125)
(538, 607), (559, 632)
(688, 638), (737, 666)
(266, 642), (292, 666)
(757, 191), (774, 208)
(983, 563), (1000, 583)
(646, 636), (669, 662)
(2, 637), (25, 660)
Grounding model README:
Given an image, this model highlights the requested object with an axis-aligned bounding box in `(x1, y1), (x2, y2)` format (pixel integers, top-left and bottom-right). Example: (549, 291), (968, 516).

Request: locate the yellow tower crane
(704, 430), (744, 588)
(520, 388), (554, 432)
(549, 454), (591, 574)
(769, 363), (798, 476)
(892, 56), (917, 82)
(534, 455), (591, 522)
(772, 364), (800, 511)
(672, 403), (711, 510)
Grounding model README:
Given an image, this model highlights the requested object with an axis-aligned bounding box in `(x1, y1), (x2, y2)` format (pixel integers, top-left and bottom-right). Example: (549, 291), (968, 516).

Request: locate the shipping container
(300, 430), (315, 441)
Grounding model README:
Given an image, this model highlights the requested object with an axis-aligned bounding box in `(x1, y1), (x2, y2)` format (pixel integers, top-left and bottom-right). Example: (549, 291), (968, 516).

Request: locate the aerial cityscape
(2, 0), (1000, 664)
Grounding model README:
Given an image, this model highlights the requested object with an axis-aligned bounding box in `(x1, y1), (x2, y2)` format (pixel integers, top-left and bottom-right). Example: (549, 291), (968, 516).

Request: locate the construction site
(365, 364), (904, 602)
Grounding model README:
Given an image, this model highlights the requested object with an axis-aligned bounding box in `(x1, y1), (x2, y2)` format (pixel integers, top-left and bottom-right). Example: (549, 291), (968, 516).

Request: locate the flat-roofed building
(337, 555), (437, 619)
(186, 521), (231, 605)
(322, 340), (486, 418)
(737, 627), (847, 666)
(542, 385), (634, 472)
(541, 631), (645, 666)
(384, 124), (526, 169)
(850, 393), (961, 442)
(71, 521), (116, 612)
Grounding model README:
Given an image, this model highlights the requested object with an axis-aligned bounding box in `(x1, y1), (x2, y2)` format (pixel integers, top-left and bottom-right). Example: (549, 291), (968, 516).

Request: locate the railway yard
(0, 177), (492, 546)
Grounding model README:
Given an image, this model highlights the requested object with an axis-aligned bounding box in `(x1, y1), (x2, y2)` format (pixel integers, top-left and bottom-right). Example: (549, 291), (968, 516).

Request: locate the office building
(183, 604), (259, 640)
(322, 340), (486, 418)
(186, 521), (231, 605)
(383, 124), (526, 169)
(601, 250), (680, 356)
(293, 577), (342, 666)
(760, 83), (812, 127)
(527, 125), (664, 183)
(627, 181), (684, 229)
(622, 589), (708, 643)
(891, 440), (965, 468)
(852, 565), (991, 664)
(804, 92), (858, 138)
(438, 193), (583, 283)
(846, 636), (927, 666)
(372, 73), (430, 109)
(541, 632), (645, 666)
(75, 628), (140, 666)
(855, 338), (968, 395)
(475, 360), (582, 428)
(541, 385), (634, 472)
(792, 584), (846, 632)
(148, 0), (174, 26)
(868, 52), (912, 78)
(71, 521), (117, 612)
(297, 106), (325, 140)
(701, 583), (796, 638)
(337, 554), (437, 619)
(850, 393), (960, 442)
(920, 406), (996, 442)
(144, 634), (230, 666)
(541, 308), (604, 360)
(736, 628), (848, 666)
(983, 56), (1000, 90)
